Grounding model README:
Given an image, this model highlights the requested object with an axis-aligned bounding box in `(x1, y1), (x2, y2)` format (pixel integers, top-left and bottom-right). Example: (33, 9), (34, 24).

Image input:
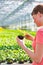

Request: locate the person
(16, 4), (43, 65)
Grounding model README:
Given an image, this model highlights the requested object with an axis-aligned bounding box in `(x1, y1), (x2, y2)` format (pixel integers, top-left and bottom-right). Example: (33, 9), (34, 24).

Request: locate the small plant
(17, 50), (25, 64)
(0, 50), (6, 63)
(28, 57), (33, 63)
(13, 58), (17, 62)
(18, 60), (24, 64)
(24, 54), (29, 62)
(6, 58), (13, 64)
(0, 57), (6, 64)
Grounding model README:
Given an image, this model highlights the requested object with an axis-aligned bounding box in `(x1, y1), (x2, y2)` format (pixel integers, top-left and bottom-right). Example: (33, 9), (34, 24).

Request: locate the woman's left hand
(16, 37), (24, 47)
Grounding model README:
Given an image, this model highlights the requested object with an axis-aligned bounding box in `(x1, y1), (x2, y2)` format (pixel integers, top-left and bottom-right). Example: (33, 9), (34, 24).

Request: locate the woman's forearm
(21, 45), (39, 63)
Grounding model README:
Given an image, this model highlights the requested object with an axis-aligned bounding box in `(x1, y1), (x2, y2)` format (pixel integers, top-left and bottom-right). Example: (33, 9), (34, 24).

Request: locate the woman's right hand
(25, 33), (34, 41)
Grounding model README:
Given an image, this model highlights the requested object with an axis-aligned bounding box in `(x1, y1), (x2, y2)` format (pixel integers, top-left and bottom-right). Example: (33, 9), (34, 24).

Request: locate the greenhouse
(0, 0), (43, 30)
(0, 0), (43, 65)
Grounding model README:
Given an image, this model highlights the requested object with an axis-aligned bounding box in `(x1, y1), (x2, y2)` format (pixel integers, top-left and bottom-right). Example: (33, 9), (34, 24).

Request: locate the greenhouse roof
(0, 0), (43, 26)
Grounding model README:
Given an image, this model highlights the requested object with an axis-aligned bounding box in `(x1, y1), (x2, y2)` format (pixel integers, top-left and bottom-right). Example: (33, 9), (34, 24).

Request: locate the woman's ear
(38, 12), (42, 17)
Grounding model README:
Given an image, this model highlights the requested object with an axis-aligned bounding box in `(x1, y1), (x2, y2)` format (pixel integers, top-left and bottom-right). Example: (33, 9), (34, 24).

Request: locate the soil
(18, 35), (24, 40)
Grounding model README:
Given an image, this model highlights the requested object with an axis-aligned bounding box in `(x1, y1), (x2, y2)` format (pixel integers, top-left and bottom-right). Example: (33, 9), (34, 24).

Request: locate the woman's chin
(37, 24), (41, 27)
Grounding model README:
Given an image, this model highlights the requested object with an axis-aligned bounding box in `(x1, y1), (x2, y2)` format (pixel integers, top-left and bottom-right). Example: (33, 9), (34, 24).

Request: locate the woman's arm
(25, 34), (34, 41)
(16, 37), (43, 63)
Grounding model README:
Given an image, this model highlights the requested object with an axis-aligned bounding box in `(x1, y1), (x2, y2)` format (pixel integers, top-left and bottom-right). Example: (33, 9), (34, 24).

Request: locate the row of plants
(0, 49), (33, 64)
(0, 29), (35, 49)
(0, 28), (36, 64)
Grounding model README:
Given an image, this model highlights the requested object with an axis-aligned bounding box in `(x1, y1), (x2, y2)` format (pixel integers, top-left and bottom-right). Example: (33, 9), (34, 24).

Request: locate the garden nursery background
(0, 0), (43, 65)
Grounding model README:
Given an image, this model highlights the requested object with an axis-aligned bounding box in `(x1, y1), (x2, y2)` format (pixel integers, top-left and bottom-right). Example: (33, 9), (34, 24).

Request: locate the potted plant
(17, 53), (24, 64)
(24, 54), (29, 62)
(18, 35), (24, 40)
(6, 58), (13, 64)
(28, 57), (33, 63)
(0, 51), (6, 63)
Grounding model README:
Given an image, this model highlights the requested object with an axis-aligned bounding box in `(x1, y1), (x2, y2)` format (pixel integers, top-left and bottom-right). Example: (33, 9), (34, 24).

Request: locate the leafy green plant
(6, 58), (13, 64)
(0, 29), (36, 63)
(28, 57), (33, 63)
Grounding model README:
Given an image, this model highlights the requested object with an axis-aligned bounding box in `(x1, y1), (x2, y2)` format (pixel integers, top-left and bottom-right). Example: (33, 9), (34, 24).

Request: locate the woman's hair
(31, 4), (43, 15)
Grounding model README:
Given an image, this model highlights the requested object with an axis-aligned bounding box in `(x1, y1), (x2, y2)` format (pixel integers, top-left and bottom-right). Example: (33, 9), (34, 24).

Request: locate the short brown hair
(31, 4), (43, 15)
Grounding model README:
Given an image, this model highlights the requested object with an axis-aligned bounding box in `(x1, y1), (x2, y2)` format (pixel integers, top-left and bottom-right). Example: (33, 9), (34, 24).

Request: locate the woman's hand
(16, 37), (24, 47)
(25, 33), (34, 41)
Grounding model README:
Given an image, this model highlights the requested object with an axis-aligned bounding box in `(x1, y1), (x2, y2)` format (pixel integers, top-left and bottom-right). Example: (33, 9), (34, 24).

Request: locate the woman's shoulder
(37, 26), (43, 32)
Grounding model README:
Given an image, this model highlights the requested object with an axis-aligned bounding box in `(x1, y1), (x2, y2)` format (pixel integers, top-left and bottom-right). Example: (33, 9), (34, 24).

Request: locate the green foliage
(0, 29), (36, 63)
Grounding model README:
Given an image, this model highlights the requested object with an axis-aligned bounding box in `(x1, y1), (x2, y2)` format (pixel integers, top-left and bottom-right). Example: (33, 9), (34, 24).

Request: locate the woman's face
(32, 12), (43, 27)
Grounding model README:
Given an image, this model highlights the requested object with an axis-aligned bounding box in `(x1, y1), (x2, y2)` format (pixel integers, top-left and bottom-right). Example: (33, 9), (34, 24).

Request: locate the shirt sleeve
(36, 30), (43, 44)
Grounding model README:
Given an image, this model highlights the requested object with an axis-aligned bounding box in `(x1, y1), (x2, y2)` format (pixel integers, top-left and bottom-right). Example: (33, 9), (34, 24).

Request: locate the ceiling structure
(0, 0), (43, 26)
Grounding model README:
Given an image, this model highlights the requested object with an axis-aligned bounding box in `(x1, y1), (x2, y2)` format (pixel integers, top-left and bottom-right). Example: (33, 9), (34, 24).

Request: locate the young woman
(16, 4), (43, 65)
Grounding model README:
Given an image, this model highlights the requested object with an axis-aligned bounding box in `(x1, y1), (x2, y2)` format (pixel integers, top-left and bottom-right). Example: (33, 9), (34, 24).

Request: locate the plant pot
(0, 61), (2, 64)
(2, 60), (6, 63)
(18, 35), (24, 40)
(29, 58), (32, 63)
(13, 59), (17, 62)
(24, 60), (27, 62)
(6, 59), (13, 64)
(18, 60), (24, 64)
(7, 62), (13, 64)
(7, 61), (13, 64)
